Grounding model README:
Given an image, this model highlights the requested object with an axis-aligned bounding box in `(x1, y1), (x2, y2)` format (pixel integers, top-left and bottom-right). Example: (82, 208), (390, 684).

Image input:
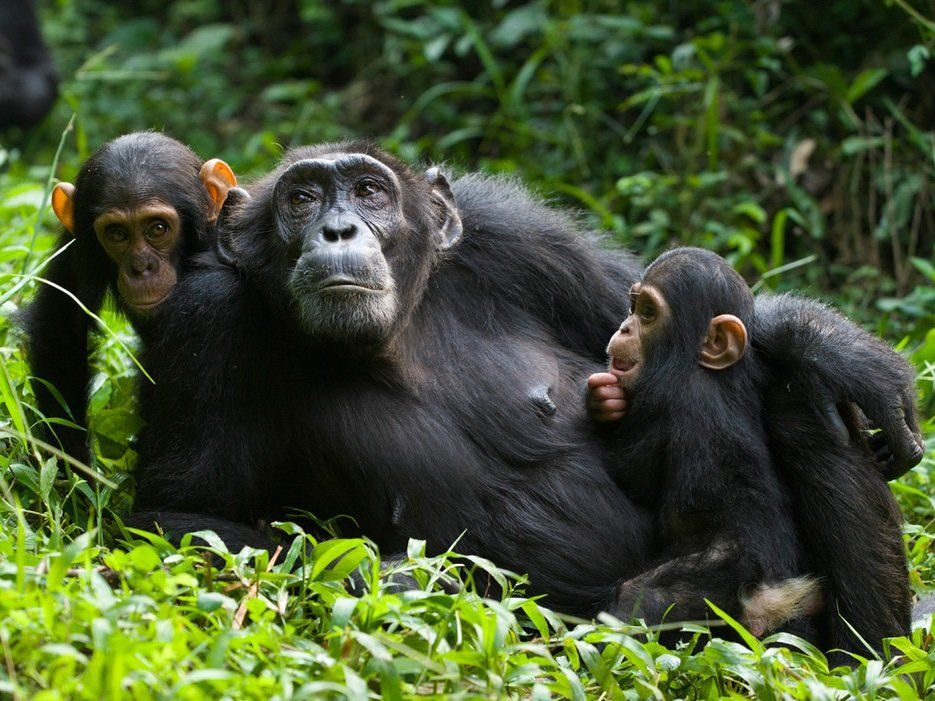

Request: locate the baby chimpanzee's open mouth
(612, 357), (637, 374)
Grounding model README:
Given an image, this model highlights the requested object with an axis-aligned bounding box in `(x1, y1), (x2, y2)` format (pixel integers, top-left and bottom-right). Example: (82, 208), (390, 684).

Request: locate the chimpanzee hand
(586, 372), (628, 422)
(753, 293), (924, 480)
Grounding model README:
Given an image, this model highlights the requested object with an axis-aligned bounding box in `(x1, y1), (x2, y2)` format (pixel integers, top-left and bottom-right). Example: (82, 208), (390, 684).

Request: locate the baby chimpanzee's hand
(586, 372), (628, 422)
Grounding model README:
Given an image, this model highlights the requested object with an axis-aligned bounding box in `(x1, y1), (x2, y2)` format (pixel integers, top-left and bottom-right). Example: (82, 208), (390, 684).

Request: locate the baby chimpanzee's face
(605, 282), (669, 388)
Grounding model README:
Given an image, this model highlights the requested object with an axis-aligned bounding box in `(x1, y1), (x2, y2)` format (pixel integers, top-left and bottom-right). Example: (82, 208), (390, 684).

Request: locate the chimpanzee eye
(290, 190), (315, 206)
(355, 178), (382, 198)
(148, 221), (168, 238)
(105, 226), (128, 243)
(639, 303), (656, 322)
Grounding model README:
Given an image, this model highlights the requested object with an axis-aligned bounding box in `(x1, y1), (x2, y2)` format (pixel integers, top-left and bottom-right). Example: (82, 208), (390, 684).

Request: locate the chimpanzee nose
(129, 255), (155, 276)
(321, 222), (358, 243)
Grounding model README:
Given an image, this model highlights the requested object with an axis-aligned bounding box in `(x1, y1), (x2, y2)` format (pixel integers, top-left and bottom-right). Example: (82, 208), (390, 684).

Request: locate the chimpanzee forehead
(630, 282), (668, 310)
(279, 154), (401, 189)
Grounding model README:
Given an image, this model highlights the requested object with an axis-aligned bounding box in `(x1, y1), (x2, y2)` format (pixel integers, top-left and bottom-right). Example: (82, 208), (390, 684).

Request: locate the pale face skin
(94, 200), (182, 313)
(50, 156), (236, 316)
(587, 282), (669, 421)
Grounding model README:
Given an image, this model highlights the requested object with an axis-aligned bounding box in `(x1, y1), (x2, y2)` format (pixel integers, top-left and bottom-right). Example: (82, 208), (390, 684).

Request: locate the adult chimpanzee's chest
(272, 327), (604, 551)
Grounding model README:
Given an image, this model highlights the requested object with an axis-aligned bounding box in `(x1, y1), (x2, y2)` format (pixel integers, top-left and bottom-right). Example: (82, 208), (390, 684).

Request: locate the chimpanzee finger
(880, 401), (925, 479)
(594, 399), (627, 415)
(590, 385), (626, 402)
(818, 400), (849, 441)
(588, 391), (628, 419)
(587, 372), (620, 389)
(592, 411), (626, 422)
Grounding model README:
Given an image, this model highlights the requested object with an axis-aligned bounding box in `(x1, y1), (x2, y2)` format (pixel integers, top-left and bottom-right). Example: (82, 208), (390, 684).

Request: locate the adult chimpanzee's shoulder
(176, 252), (252, 325)
(451, 173), (574, 234)
(450, 173), (640, 282)
(437, 173), (641, 358)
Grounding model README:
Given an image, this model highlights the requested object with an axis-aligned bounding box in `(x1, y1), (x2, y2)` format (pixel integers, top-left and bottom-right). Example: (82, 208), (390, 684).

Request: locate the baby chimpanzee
(590, 247), (819, 637)
(25, 132), (237, 463)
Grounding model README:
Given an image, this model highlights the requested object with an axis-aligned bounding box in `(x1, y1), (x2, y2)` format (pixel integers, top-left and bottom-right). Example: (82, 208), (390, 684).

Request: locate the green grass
(0, 137), (932, 700)
(0, 0), (933, 693)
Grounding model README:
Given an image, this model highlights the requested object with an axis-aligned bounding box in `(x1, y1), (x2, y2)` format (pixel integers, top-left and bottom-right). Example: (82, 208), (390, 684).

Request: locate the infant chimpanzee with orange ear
(587, 247), (909, 656)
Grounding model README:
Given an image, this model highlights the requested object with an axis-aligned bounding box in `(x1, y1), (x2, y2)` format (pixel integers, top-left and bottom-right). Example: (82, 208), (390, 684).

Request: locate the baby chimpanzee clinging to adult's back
(590, 247), (820, 637)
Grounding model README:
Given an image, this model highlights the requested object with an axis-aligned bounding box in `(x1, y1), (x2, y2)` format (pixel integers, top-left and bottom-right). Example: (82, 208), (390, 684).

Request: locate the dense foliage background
(0, 0), (932, 697)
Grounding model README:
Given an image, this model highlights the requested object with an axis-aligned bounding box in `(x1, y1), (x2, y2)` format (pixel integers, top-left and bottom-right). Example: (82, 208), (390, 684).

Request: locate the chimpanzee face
(605, 282), (669, 388)
(50, 136), (236, 318)
(93, 200), (182, 313)
(604, 247), (752, 392)
(273, 153), (404, 344)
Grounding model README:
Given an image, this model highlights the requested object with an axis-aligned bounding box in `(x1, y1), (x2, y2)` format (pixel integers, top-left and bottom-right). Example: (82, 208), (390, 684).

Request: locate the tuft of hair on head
(741, 575), (823, 637)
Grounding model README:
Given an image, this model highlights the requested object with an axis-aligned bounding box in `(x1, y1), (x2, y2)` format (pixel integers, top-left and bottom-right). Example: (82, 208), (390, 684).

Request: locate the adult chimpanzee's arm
(752, 293), (923, 479)
(127, 260), (280, 552)
(124, 511), (273, 551)
(22, 241), (106, 463)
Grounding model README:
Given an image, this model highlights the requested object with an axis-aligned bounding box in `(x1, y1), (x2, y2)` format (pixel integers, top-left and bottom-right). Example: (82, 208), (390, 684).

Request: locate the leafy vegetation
(0, 0), (932, 697)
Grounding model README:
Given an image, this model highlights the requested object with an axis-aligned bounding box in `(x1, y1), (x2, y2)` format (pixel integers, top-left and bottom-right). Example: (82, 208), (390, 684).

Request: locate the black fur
(605, 248), (809, 635)
(130, 142), (654, 614)
(124, 143), (921, 628)
(28, 141), (921, 638)
(757, 295), (912, 658)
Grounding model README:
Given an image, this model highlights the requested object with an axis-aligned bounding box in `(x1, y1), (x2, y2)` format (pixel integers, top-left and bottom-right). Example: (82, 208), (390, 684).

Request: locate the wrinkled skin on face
(260, 150), (461, 348)
(275, 153), (404, 342)
(93, 200), (182, 313)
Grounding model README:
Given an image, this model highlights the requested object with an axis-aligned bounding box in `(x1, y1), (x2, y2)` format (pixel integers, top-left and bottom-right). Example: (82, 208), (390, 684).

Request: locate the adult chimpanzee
(125, 141), (923, 630)
(24, 132), (237, 462)
(0, 0), (58, 130)
(592, 247), (910, 654)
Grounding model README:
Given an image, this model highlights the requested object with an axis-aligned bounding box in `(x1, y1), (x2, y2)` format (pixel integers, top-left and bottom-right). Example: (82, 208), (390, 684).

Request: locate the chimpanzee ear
(425, 166), (462, 249)
(699, 314), (748, 370)
(51, 182), (76, 233)
(200, 158), (238, 224)
(215, 186), (252, 265)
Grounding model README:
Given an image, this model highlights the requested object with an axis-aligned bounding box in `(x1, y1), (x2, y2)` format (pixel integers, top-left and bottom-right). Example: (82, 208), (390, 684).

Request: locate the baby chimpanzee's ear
(699, 314), (747, 370)
(51, 182), (76, 233)
(200, 158), (238, 224)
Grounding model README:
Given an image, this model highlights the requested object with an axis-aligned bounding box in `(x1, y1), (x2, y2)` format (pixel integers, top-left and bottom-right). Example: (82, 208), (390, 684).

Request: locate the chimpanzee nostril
(322, 223), (358, 243)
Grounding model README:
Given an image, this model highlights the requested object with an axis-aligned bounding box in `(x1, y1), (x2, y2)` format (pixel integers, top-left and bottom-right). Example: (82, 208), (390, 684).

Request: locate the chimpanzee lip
(610, 356), (637, 377)
(314, 277), (385, 293)
(128, 292), (172, 311)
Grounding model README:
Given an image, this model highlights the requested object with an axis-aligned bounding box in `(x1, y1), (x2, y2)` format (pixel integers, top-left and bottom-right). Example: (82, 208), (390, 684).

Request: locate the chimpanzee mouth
(313, 277), (387, 294)
(127, 292), (172, 312)
(611, 356), (638, 377)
